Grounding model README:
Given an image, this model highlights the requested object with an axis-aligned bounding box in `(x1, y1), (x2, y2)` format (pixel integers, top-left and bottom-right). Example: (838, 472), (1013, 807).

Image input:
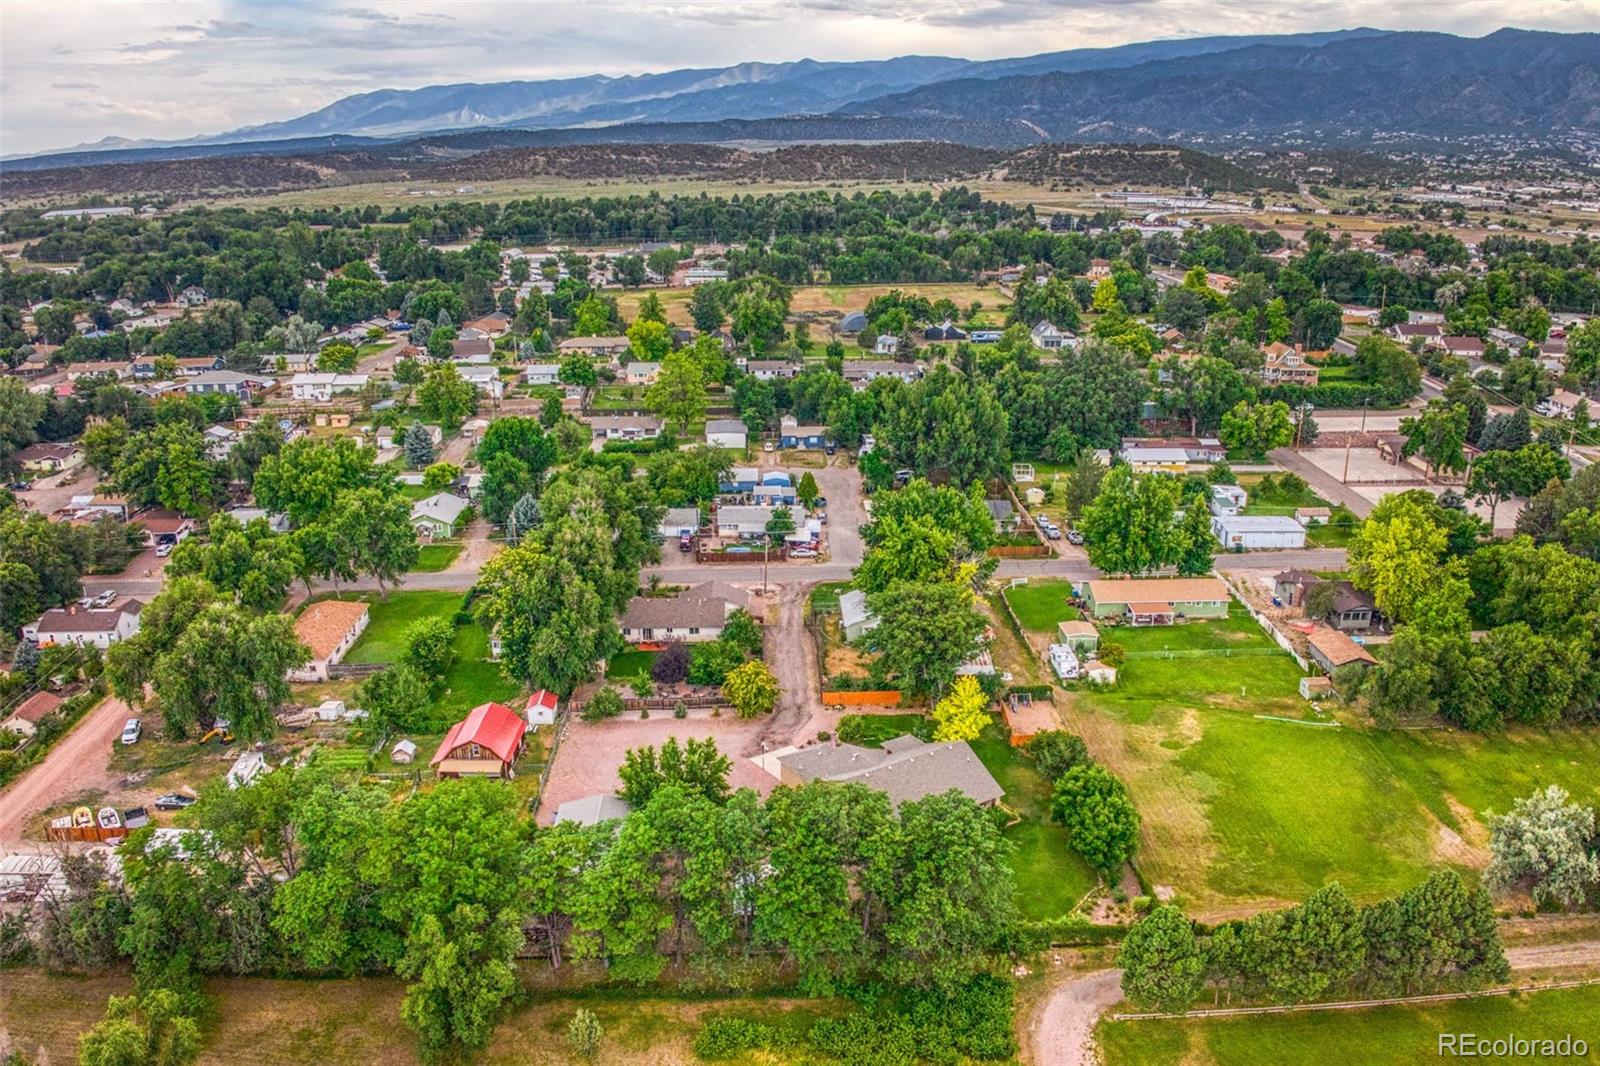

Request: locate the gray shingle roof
(778, 736), (1003, 807)
(621, 594), (729, 630)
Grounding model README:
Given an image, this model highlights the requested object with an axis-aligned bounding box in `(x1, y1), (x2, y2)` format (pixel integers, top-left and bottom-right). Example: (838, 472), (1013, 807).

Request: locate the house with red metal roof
(431, 702), (526, 778)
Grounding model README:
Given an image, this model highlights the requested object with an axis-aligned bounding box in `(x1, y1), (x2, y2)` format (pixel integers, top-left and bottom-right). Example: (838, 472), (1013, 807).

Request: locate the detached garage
(1211, 515), (1307, 551)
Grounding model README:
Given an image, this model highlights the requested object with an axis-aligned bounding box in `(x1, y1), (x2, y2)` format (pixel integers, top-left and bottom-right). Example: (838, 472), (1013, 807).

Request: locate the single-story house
(431, 701), (526, 779)
(742, 360), (800, 381)
(173, 356), (226, 376)
(1119, 446), (1192, 474)
(1439, 335), (1485, 358)
(715, 504), (805, 540)
(841, 360), (922, 390)
(1212, 514), (1307, 551)
(410, 491), (470, 538)
(463, 312), (512, 338)
(985, 498), (1015, 529)
(132, 507), (195, 546)
(775, 736), (1003, 808)
(289, 373), (369, 401)
(525, 690), (558, 727)
(23, 600), (144, 648)
(1083, 577), (1230, 625)
(1209, 484), (1248, 516)
(1295, 506), (1332, 526)
(287, 599), (370, 682)
(1306, 625), (1377, 675)
(557, 335), (629, 359)
(15, 443), (82, 474)
(751, 472), (797, 506)
(1121, 437), (1227, 464)
(2, 691), (63, 739)
(451, 337), (494, 363)
(1545, 389), (1587, 419)
(1322, 583), (1379, 632)
(588, 415), (662, 442)
(184, 370), (274, 398)
(620, 590), (732, 644)
(778, 415), (827, 450)
(458, 365), (504, 399)
(1031, 320), (1077, 351)
(658, 506), (700, 540)
(622, 361), (661, 386)
(839, 589), (879, 642)
(720, 466), (760, 494)
(64, 360), (133, 381)
(523, 362), (561, 386)
(554, 794), (631, 827)
(874, 335), (900, 356)
(705, 419), (748, 450)
(225, 507), (289, 533)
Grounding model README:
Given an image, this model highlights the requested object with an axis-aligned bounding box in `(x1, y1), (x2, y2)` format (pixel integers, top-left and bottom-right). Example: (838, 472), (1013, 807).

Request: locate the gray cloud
(2, 0), (1596, 155)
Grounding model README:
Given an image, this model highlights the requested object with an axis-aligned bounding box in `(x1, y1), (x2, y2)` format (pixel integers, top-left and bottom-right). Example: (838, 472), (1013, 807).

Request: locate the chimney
(1295, 343), (1304, 355)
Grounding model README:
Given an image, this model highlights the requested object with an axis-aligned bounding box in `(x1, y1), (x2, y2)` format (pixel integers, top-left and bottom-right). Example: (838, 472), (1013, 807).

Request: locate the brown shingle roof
(8, 691), (63, 724)
(621, 595), (728, 631)
(1307, 626), (1377, 668)
(294, 599), (369, 662)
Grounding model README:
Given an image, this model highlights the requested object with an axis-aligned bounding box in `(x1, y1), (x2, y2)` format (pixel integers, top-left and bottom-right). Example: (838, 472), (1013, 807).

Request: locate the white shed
(1211, 514), (1307, 550)
(390, 739), (418, 764)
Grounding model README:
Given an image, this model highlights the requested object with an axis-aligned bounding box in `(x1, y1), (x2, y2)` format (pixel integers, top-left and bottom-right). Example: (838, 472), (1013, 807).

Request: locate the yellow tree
(930, 675), (990, 742)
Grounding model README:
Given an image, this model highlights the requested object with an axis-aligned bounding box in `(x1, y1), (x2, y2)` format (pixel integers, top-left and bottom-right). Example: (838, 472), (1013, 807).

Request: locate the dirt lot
(536, 712), (780, 824)
(10, 463), (100, 516)
(0, 694), (131, 846)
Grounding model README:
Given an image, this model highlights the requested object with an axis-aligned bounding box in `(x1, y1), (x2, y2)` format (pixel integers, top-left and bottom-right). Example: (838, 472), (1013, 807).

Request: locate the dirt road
(1026, 969), (1123, 1066)
(751, 581), (827, 755)
(0, 694), (128, 846)
(1506, 940), (1600, 972)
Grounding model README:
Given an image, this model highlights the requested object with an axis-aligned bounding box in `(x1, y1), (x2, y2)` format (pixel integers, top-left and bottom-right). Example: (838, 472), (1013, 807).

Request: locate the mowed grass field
(0, 968), (839, 1066)
(1098, 983), (1600, 1066)
(1004, 578), (1081, 633)
(1060, 603), (1600, 915)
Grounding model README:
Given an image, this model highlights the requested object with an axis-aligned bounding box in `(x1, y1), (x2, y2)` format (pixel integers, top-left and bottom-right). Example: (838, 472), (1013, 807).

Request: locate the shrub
(1098, 641), (1127, 667)
(1278, 472), (1309, 496)
(650, 641), (690, 684)
(673, 701), (688, 720)
(688, 639), (744, 686)
(582, 686), (624, 722)
(567, 1008), (603, 1060)
(1024, 730), (1090, 781)
(693, 1017), (783, 1060)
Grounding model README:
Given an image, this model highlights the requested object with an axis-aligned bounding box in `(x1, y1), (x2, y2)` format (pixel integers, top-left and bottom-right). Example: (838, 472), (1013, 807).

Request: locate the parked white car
(120, 719), (142, 745)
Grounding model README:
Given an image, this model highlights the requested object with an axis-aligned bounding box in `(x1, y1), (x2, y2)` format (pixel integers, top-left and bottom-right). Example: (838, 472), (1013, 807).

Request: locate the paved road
(83, 548), (1350, 601)
(0, 694), (130, 846)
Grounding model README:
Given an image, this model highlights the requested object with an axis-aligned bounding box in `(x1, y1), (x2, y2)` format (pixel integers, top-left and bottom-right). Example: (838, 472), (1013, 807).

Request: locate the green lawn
(1237, 475), (1329, 517)
(411, 543), (463, 572)
(433, 621), (522, 721)
(1068, 604), (1600, 911)
(398, 483), (433, 501)
(840, 712), (926, 746)
(1099, 983), (1600, 1066)
(808, 580), (852, 615)
(972, 730), (1101, 921)
(605, 649), (659, 682)
(342, 590), (465, 664)
(1004, 579), (1081, 633)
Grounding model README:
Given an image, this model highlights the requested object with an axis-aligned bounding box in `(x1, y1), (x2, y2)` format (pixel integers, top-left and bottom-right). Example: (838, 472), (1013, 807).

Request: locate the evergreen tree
(402, 422), (434, 469)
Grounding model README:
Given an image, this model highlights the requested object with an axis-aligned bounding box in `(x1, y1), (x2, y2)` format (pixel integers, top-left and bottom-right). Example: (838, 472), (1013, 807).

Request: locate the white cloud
(1, 0), (1595, 155)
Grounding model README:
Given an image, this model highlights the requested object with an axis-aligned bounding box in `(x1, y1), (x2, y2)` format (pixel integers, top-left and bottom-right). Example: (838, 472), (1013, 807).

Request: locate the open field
(0, 967), (842, 1066)
(1098, 983), (1600, 1066)
(1062, 604), (1600, 915)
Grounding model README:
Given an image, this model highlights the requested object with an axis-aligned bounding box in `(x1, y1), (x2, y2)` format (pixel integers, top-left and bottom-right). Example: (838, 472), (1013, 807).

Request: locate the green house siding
(1084, 595), (1228, 620)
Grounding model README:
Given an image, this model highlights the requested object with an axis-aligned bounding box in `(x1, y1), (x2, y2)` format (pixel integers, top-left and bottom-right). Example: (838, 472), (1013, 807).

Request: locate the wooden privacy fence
(820, 690), (904, 706)
(987, 544), (1053, 559)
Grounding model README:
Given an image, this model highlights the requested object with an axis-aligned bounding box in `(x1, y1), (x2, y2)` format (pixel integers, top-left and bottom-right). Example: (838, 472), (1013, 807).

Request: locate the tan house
(2, 691), (63, 738)
(431, 701), (526, 778)
(288, 599), (370, 681)
(14, 443), (83, 474)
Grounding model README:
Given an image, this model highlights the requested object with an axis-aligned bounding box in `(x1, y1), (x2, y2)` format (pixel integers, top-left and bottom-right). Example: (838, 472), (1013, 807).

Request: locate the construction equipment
(199, 718), (235, 744)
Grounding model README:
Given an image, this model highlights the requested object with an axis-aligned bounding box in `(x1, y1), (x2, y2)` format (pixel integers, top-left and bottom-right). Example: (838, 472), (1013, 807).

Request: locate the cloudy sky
(2, 0), (1596, 155)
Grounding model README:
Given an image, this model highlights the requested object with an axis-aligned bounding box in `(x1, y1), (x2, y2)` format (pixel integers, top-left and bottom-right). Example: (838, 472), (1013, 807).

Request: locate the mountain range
(6, 27), (1597, 172)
